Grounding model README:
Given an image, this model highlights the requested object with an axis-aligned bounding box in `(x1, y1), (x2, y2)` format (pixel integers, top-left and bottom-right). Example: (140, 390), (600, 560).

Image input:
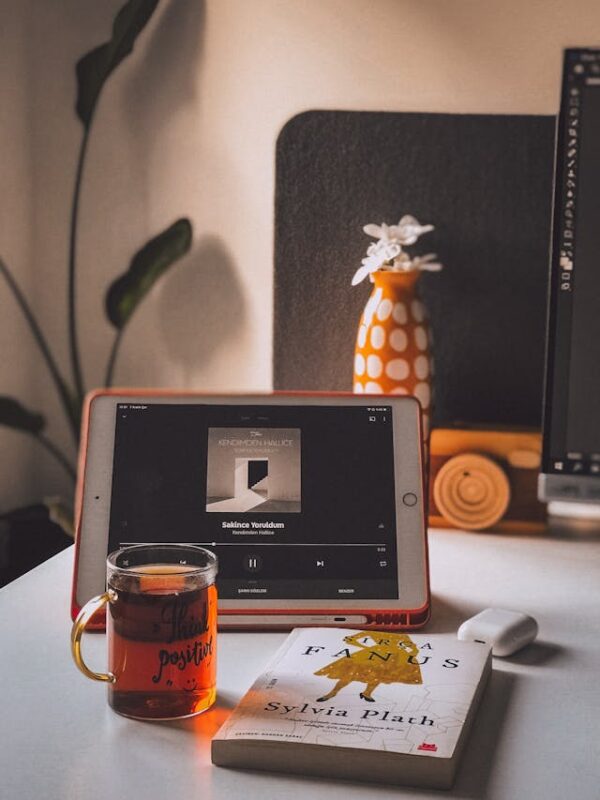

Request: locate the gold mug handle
(71, 592), (116, 683)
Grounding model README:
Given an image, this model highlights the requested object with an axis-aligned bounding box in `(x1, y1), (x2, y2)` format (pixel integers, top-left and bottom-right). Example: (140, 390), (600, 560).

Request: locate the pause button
(244, 554), (262, 573)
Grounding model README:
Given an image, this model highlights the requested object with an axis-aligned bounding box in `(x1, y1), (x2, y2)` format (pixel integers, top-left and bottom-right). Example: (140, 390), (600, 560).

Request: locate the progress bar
(120, 541), (388, 548)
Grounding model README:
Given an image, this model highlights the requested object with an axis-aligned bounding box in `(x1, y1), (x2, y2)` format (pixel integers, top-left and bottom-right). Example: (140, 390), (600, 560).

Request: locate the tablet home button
(402, 492), (418, 507)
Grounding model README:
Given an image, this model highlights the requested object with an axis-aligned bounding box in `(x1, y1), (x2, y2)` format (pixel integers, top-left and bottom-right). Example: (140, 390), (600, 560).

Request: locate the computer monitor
(539, 48), (600, 505)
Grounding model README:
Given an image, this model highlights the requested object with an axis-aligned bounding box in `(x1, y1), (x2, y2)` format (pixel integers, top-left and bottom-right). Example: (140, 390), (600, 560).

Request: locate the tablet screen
(108, 403), (399, 600)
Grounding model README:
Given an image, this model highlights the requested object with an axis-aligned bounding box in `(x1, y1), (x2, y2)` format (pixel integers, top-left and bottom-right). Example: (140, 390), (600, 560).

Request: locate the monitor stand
(548, 501), (600, 538)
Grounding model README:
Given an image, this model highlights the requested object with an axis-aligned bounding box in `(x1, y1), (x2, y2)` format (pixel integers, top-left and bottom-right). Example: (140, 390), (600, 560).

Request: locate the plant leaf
(76, 0), (159, 127)
(0, 396), (45, 434)
(105, 218), (193, 329)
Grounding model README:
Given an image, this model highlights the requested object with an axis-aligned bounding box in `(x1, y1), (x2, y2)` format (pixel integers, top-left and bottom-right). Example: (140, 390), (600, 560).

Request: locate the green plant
(0, 0), (192, 484)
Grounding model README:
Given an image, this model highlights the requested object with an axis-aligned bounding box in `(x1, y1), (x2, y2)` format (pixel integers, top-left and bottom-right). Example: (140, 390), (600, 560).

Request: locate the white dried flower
(363, 215), (434, 246)
(351, 214), (442, 285)
(394, 252), (442, 272)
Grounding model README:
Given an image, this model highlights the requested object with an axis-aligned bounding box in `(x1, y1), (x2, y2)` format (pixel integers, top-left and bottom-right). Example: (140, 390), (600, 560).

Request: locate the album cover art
(206, 427), (301, 512)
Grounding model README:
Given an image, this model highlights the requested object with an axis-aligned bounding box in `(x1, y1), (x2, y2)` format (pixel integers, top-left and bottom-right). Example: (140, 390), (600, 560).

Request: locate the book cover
(212, 628), (491, 789)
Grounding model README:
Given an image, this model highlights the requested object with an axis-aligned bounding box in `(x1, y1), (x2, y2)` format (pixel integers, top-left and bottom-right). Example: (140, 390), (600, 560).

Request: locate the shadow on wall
(122, 0), (206, 212)
(125, 0), (205, 122)
(157, 234), (246, 370)
(119, 0), (248, 377)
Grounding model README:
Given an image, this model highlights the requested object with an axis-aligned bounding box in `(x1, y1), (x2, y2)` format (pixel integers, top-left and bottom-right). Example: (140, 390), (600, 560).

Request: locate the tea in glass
(71, 544), (218, 720)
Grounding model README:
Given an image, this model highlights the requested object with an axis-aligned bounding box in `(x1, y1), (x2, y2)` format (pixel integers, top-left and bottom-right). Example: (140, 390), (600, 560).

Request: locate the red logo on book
(418, 742), (437, 752)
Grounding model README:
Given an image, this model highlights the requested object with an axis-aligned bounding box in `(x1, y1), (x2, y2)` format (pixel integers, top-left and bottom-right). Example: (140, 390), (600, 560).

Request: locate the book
(212, 628), (492, 790)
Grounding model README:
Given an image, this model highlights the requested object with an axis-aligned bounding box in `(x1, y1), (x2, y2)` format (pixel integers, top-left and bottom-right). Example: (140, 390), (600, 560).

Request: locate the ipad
(72, 391), (430, 629)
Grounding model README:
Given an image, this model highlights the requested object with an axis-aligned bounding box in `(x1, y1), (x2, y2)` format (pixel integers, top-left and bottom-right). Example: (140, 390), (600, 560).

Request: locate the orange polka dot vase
(351, 215), (442, 438)
(353, 271), (433, 434)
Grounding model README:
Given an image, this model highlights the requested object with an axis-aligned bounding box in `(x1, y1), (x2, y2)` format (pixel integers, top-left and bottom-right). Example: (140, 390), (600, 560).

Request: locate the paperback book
(212, 627), (492, 789)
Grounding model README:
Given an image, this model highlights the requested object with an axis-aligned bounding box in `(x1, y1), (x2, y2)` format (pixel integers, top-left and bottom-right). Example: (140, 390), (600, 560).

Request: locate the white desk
(1, 529), (599, 799)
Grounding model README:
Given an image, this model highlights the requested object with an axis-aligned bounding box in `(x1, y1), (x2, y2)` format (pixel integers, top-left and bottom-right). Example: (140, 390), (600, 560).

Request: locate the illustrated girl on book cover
(315, 631), (423, 702)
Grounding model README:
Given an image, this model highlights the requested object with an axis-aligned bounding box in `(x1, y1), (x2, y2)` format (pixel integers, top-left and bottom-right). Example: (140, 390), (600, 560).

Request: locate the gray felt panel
(273, 110), (555, 427)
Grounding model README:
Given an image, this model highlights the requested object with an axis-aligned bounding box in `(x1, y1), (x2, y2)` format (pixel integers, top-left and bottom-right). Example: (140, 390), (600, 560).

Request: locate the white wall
(0, 1), (36, 507)
(2, 0), (600, 509)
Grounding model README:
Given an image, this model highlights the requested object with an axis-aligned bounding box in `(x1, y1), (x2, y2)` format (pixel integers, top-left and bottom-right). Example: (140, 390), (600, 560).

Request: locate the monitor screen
(542, 49), (600, 495)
